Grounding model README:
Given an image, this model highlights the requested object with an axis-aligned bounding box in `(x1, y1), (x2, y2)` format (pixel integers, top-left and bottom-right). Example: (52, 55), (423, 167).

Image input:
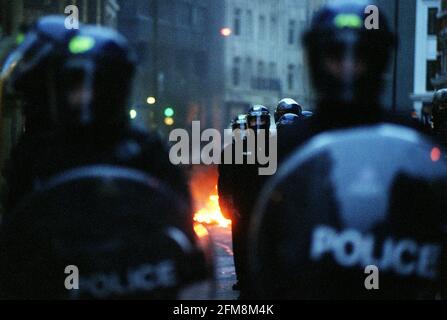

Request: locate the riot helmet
(276, 113), (300, 130)
(55, 25), (137, 129)
(247, 105), (271, 132)
(1, 16), (79, 134)
(275, 98), (303, 123)
(302, 2), (395, 113)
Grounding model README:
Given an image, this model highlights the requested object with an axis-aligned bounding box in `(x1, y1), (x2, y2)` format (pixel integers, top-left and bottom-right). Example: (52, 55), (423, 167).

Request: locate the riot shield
(249, 124), (447, 299)
(0, 165), (214, 299)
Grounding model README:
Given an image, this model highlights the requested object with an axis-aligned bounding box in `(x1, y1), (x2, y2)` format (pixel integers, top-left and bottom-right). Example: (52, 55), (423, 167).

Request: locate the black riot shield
(249, 124), (447, 300)
(0, 165), (214, 299)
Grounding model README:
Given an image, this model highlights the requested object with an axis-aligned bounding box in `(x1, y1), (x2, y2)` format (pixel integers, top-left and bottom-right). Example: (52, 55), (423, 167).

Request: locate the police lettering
(72, 260), (177, 299)
(310, 225), (441, 279)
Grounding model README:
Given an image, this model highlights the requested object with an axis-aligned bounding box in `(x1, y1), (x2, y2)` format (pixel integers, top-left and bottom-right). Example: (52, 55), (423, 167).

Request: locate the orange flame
(193, 222), (210, 238)
(193, 192), (232, 228)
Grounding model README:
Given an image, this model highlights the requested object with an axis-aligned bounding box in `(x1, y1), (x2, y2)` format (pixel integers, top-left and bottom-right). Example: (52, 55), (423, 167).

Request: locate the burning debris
(190, 165), (231, 229)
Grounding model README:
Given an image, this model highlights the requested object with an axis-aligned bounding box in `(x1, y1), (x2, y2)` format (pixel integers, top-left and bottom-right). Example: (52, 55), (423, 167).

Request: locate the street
(207, 225), (239, 300)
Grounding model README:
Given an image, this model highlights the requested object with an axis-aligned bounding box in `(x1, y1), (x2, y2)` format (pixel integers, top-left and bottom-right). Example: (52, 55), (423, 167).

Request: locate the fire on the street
(193, 192), (231, 228)
(190, 165), (232, 229)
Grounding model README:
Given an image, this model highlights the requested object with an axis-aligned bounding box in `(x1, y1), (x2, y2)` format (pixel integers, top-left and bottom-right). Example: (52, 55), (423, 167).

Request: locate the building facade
(433, 0), (447, 89)
(117, 0), (224, 132)
(411, 0), (440, 117)
(221, 0), (326, 124)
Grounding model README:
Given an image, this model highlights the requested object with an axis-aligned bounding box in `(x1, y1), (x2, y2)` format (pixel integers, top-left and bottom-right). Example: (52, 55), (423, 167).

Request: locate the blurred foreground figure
(248, 2), (447, 299)
(277, 2), (421, 162)
(0, 18), (213, 299)
(2, 17), (190, 213)
(250, 125), (447, 299)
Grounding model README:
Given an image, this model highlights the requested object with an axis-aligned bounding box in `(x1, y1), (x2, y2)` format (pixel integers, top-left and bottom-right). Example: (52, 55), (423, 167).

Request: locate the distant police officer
(432, 88), (447, 145)
(248, 2), (447, 300)
(218, 114), (248, 291)
(237, 105), (273, 296)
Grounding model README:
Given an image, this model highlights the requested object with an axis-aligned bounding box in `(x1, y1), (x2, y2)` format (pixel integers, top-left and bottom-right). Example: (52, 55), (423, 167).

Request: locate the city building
(117, 0), (224, 132)
(411, 0), (440, 117)
(221, 0), (326, 125)
(433, 0), (447, 89)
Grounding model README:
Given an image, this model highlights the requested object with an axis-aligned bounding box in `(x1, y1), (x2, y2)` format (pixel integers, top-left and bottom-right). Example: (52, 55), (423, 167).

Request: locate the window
(234, 8), (241, 36)
(245, 58), (253, 85)
(246, 10), (253, 37)
(258, 61), (265, 78)
(233, 57), (241, 87)
(159, 0), (173, 21)
(193, 7), (207, 27)
(259, 15), (266, 40)
(269, 62), (277, 77)
(270, 14), (278, 40)
(288, 64), (295, 91)
(193, 52), (208, 77)
(428, 8), (438, 36)
(178, 2), (193, 26)
(427, 60), (437, 91)
(288, 20), (296, 45)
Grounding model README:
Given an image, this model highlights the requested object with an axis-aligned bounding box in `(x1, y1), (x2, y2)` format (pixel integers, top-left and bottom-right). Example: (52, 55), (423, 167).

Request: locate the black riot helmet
(249, 124), (447, 299)
(247, 105), (271, 132)
(302, 111), (314, 118)
(55, 25), (137, 129)
(277, 113), (301, 130)
(1, 16), (79, 134)
(303, 2), (395, 114)
(275, 98), (303, 123)
(231, 114), (248, 131)
(433, 88), (447, 107)
(432, 88), (447, 143)
(433, 88), (447, 119)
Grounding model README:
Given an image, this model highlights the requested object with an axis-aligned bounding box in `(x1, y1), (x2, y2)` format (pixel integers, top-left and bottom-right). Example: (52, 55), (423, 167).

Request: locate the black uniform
(278, 105), (425, 163)
(432, 88), (447, 146)
(219, 106), (273, 296)
(5, 126), (191, 217)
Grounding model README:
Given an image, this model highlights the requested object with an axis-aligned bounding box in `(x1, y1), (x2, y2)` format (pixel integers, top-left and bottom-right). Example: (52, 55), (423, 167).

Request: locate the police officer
(248, 2), (447, 300)
(237, 105), (273, 296)
(2, 18), (191, 217)
(218, 114), (248, 221)
(432, 88), (447, 145)
(0, 18), (212, 299)
(277, 1), (422, 163)
(218, 114), (248, 291)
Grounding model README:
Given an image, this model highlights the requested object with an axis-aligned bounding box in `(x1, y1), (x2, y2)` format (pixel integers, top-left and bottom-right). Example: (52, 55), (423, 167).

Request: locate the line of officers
(0, 1), (447, 300)
(218, 99), (313, 297)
